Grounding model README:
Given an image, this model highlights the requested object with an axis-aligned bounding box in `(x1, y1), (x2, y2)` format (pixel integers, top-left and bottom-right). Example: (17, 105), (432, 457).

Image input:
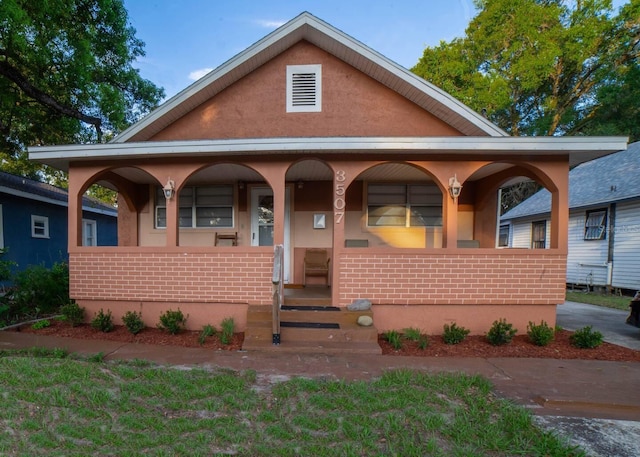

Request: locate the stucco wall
(150, 41), (462, 141)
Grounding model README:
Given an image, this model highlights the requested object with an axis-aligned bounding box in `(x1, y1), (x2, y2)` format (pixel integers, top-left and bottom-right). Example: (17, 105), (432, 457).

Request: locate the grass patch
(0, 351), (586, 456)
(566, 291), (632, 311)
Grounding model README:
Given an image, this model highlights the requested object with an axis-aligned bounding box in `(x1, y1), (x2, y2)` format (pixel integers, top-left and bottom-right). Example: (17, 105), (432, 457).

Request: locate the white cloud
(188, 68), (214, 81)
(255, 19), (286, 28)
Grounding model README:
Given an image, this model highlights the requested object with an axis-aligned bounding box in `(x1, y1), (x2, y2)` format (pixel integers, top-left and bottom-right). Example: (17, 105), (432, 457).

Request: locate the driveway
(557, 301), (640, 351)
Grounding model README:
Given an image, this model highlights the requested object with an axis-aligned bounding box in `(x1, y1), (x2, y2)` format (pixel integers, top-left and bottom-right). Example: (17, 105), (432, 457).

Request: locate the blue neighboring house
(501, 142), (640, 292)
(0, 171), (117, 276)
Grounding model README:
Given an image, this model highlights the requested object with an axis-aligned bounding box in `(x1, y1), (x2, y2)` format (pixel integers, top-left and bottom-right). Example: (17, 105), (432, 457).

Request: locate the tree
(0, 0), (164, 179)
(412, 0), (640, 138)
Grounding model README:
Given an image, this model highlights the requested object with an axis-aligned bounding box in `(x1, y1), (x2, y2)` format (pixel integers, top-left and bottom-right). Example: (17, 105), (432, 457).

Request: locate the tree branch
(0, 59), (102, 141)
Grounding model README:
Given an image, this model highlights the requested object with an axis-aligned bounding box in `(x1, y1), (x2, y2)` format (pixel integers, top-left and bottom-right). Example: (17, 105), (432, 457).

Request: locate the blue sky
(122, 0), (478, 99)
(122, 0), (629, 100)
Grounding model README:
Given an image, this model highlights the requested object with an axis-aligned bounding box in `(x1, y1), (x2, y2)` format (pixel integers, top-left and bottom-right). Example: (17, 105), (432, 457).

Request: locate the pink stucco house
(29, 13), (626, 347)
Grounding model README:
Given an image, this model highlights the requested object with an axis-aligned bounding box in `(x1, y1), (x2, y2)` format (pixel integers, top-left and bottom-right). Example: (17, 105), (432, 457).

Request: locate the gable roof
(113, 11), (507, 143)
(501, 141), (640, 221)
(0, 171), (117, 216)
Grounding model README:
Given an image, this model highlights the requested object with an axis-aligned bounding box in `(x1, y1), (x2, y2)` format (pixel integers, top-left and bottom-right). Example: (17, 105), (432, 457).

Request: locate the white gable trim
(112, 12), (506, 143)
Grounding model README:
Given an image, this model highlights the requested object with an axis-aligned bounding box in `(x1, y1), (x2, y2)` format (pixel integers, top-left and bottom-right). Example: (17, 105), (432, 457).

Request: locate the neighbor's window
(367, 183), (442, 227)
(286, 64), (322, 112)
(531, 220), (546, 249)
(82, 219), (97, 246)
(584, 209), (607, 240)
(155, 185), (234, 229)
(498, 224), (510, 247)
(31, 215), (49, 238)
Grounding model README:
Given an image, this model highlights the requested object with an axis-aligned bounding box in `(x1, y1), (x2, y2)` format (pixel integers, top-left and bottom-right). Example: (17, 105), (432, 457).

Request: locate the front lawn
(565, 291), (633, 311)
(0, 349), (584, 456)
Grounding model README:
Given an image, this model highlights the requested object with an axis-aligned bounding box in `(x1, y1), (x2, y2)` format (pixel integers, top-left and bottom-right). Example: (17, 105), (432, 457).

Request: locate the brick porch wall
(69, 248), (274, 304)
(337, 250), (566, 306)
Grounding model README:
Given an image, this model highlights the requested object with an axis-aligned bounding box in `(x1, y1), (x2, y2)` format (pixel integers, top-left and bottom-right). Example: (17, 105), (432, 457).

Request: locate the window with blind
(155, 185), (234, 229)
(531, 221), (546, 249)
(584, 209), (607, 240)
(367, 183), (442, 227)
(286, 64), (322, 112)
(498, 224), (510, 247)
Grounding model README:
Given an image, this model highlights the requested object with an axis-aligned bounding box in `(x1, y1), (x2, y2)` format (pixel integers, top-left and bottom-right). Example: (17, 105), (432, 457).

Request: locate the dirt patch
(7, 319), (640, 361)
(378, 331), (640, 362)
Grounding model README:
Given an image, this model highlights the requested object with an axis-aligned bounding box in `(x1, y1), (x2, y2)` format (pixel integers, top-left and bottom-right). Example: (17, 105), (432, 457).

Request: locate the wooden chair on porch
(215, 232), (238, 246)
(303, 248), (330, 287)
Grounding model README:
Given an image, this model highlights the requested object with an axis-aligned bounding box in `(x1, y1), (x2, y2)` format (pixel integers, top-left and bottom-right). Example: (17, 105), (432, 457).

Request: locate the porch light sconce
(163, 179), (175, 200)
(297, 180), (304, 190)
(448, 174), (462, 201)
(238, 181), (245, 190)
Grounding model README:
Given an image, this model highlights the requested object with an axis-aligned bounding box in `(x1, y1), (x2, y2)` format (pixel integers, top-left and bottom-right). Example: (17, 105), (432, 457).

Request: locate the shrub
(199, 324), (216, 345)
(402, 327), (422, 341)
(486, 319), (517, 346)
(157, 308), (187, 335)
(59, 301), (85, 327)
(570, 326), (604, 349)
(11, 262), (69, 315)
(220, 318), (235, 345)
(442, 323), (470, 345)
(417, 335), (429, 350)
(527, 320), (555, 346)
(384, 330), (403, 350)
(31, 319), (51, 330)
(91, 309), (114, 333)
(122, 311), (145, 335)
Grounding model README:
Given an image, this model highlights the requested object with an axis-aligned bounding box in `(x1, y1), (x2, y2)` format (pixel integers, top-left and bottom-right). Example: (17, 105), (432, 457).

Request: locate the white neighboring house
(501, 141), (640, 292)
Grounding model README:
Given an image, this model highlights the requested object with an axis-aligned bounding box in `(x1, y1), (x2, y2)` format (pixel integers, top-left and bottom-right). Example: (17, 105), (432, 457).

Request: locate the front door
(251, 187), (291, 282)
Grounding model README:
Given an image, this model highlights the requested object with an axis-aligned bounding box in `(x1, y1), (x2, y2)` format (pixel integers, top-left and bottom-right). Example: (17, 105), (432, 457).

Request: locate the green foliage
(486, 319), (517, 346)
(87, 352), (106, 363)
(122, 310), (144, 335)
(0, 0), (164, 170)
(412, 0), (640, 140)
(31, 319), (51, 330)
(59, 301), (85, 327)
(220, 318), (235, 345)
(157, 309), (187, 335)
(417, 335), (429, 350)
(570, 326), (604, 349)
(442, 323), (470, 345)
(526, 320), (555, 346)
(91, 309), (114, 333)
(10, 262), (69, 315)
(384, 330), (403, 350)
(402, 327), (423, 341)
(0, 248), (16, 282)
(198, 324), (216, 345)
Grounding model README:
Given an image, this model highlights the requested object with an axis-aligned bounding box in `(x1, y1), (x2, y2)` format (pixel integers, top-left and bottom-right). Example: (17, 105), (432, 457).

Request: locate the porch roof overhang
(29, 136), (628, 172)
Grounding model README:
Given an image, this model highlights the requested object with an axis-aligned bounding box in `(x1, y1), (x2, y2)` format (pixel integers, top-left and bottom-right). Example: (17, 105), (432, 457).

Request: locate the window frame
(584, 208), (607, 241)
(82, 219), (97, 246)
(498, 224), (510, 247)
(531, 220), (546, 249)
(366, 183), (443, 228)
(155, 185), (235, 229)
(31, 215), (49, 239)
(286, 64), (322, 113)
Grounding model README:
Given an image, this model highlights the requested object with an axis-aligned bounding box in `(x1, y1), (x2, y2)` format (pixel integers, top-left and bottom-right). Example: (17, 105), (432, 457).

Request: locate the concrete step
(243, 304), (380, 354)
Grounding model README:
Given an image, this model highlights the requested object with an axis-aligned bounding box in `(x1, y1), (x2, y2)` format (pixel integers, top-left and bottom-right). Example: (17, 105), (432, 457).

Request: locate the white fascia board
(29, 136), (628, 161)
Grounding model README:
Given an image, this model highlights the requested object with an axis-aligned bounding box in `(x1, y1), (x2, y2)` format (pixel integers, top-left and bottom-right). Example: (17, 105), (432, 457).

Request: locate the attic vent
(286, 64), (322, 112)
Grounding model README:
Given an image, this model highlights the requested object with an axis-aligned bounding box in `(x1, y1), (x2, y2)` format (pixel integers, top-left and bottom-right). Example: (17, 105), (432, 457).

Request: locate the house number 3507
(334, 170), (346, 224)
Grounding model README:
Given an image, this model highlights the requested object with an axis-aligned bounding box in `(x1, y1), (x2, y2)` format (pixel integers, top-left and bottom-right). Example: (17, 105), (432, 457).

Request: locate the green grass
(0, 349), (585, 456)
(566, 291), (632, 311)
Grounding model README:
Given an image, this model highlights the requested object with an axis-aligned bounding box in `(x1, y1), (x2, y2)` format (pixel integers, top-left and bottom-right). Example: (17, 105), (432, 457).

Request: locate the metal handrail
(272, 244), (284, 345)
